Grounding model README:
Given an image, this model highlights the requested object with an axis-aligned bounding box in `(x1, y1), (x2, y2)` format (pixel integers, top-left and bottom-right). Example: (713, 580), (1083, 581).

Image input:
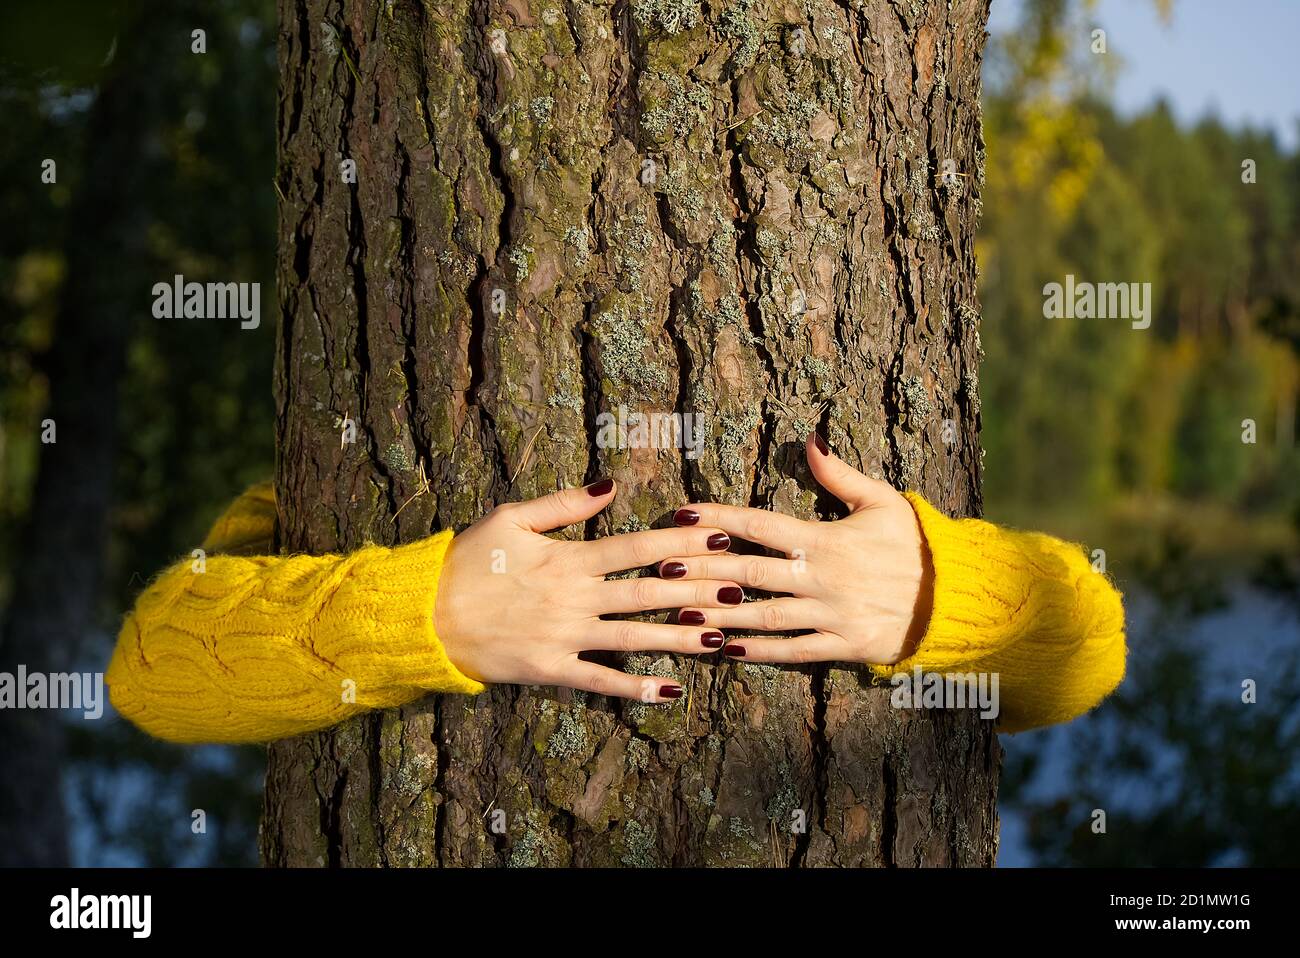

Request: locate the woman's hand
(660, 437), (936, 667)
(434, 479), (745, 702)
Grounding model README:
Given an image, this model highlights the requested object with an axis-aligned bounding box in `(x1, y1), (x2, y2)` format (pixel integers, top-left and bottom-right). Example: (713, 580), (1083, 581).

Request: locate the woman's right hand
(434, 479), (744, 703)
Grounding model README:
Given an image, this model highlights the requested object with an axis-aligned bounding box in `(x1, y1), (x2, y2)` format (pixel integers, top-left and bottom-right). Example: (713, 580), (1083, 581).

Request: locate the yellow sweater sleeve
(198, 481), (279, 555)
(106, 485), (485, 745)
(871, 493), (1127, 734)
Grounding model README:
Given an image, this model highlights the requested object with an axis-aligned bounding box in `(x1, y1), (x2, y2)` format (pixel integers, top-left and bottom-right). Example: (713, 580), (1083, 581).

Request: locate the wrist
(895, 500), (935, 663)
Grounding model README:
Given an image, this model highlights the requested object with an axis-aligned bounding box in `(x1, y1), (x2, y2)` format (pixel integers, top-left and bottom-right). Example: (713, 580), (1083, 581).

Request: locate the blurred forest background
(1, 0), (1296, 866)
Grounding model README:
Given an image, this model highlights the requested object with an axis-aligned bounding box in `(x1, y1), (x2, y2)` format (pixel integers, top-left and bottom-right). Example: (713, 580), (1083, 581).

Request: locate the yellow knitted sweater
(877, 494), (1126, 733)
(106, 484), (485, 744)
(106, 485), (1125, 743)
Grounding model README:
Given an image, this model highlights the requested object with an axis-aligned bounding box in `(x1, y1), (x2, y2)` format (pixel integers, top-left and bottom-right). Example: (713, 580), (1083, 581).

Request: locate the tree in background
(981, 0), (1300, 868)
(0, 0), (207, 867)
(0, 0), (276, 865)
(978, 0), (1299, 529)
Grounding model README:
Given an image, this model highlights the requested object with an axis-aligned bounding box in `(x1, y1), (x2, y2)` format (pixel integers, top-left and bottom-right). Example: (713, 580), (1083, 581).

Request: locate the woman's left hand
(659, 435), (935, 667)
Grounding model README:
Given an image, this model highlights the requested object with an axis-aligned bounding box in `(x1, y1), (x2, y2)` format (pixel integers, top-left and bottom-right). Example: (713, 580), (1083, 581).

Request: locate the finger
(806, 434), (894, 510)
(672, 502), (809, 554)
(719, 632), (854, 665)
(506, 478), (615, 533)
(657, 553), (805, 595)
(558, 659), (684, 703)
(583, 620), (726, 655)
(582, 526), (732, 575)
(595, 577), (744, 615)
(675, 597), (826, 632)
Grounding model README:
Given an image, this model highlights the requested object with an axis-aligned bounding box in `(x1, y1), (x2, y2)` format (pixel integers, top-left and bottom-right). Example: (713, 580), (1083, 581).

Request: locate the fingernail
(587, 477), (614, 497)
(679, 610), (706, 625)
(702, 631), (725, 649)
(722, 644), (746, 657)
(674, 508), (700, 526)
(661, 561), (687, 579)
(718, 586), (744, 605)
(659, 684), (683, 699)
(812, 433), (829, 456)
(707, 532), (730, 551)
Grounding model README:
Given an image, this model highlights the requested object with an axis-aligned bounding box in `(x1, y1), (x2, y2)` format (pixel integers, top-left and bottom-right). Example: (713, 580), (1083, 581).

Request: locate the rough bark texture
(265, 0), (998, 867)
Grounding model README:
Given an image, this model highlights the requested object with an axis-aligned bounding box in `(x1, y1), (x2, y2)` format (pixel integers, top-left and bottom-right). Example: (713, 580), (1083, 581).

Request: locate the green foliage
(0, 0), (276, 866)
(986, 0), (1300, 869)
(980, 27), (1300, 531)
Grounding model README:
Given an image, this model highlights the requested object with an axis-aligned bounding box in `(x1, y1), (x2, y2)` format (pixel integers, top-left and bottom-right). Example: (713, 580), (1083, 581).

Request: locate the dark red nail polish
(718, 586), (744, 605)
(679, 610), (706, 625)
(587, 477), (614, 497)
(660, 684), (683, 699)
(702, 631), (725, 649)
(661, 561), (687, 579)
(707, 532), (730, 551)
(722, 644), (746, 657)
(674, 508), (700, 526)
(812, 433), (829, 456)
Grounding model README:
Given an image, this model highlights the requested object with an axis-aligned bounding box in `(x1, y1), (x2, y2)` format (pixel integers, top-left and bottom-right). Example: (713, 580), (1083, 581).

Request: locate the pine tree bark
(264, 0), (998, 867)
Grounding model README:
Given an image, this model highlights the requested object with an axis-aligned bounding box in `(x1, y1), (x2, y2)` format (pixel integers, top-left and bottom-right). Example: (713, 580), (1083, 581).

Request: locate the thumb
(508, 477), (616, 532)
(806, 435), (893, 511)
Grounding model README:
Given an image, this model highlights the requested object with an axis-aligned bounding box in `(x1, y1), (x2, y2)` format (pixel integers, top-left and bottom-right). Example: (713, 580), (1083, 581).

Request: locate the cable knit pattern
(106, 486), (485, 744)
(109, 483), (1126, 743)
(199, 481), (278, 556)
(870, 493), (1127, 733)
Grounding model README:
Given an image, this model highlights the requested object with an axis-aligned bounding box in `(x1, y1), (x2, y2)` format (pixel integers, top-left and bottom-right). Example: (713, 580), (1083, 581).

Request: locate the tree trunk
(0, 3), (194, 866)
(264, 0), (997, 867)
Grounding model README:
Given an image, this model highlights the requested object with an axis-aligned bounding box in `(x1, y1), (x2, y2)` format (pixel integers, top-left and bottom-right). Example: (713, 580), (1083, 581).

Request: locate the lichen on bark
(265, 0), (998, 868)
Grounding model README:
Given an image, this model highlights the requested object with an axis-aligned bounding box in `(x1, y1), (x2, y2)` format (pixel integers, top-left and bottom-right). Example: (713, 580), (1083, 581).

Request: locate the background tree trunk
(0, 3), (195, 866)
(264, 0), (997, 867)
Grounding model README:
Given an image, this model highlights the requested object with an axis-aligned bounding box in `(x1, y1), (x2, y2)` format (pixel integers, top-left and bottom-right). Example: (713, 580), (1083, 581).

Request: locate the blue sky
(989, 0), (1300, 148)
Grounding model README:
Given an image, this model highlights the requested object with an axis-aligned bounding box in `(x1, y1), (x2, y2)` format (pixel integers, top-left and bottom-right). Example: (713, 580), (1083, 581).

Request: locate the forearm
(872, 494), (1127, 733)
(106, 531), (485, 745)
